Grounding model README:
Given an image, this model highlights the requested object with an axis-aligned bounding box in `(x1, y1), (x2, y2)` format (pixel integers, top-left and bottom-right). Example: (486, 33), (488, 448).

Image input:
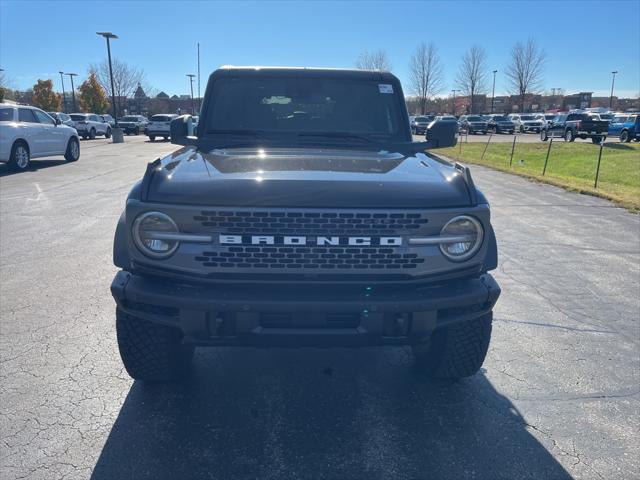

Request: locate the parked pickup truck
(111, 66), (500, 383)
(608, 114), (639, 143)
(541, 113), (608, 143)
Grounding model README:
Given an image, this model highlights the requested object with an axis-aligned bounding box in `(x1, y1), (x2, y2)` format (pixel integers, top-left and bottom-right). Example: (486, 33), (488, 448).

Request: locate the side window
(0, 108), (14, 122)
(33, 110), (55, 125)
(18, 109), (38, 123)
(62, 114), (70, 122)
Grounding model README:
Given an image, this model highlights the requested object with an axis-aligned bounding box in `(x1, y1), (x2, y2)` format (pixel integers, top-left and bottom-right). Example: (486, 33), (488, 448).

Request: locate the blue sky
(1, 0), (639, 99)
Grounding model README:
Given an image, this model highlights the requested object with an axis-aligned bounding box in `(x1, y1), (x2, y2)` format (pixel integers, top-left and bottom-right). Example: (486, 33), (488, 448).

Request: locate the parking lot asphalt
(1, 135), (638, 480)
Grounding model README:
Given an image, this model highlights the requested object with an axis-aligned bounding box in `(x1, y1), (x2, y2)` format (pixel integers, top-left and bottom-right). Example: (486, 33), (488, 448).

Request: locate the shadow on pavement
(92, 347), (571, 479)
(0, 159), (69, 177)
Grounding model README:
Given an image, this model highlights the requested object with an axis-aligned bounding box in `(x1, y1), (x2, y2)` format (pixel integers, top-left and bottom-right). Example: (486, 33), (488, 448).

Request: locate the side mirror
(170, 115), (197, 146)
(424, 120), (458, 148)
(55, 118), (62, 126)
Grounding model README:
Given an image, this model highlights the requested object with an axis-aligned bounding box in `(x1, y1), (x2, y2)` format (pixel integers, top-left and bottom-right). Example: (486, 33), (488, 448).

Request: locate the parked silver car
(47, 112), (74, 127)
(69, 113), (112, 140)
(146, 114), (178, 141)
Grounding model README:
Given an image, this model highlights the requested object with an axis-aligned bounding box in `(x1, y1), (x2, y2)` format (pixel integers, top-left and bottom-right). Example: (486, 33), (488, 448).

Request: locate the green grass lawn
(438, 139), (640, 210)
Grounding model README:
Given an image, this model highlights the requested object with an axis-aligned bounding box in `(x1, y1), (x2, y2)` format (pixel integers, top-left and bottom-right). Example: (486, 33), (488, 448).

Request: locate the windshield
(414, 116), (428, 122)
(151, 115), (173, 122)
(70, 114), (86, 121)
(493, 116), (508, 121)
(521, 116), (535, 120)
(599, 114), (614, 120)
(545, 115), (555, 120)
(121, 116), (138, 121)
(467, 116), (483, 121)
(205, 76), (406, 142)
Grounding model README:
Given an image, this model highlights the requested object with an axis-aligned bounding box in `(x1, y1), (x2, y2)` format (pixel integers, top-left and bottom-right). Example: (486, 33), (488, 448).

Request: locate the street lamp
(97, 32), (119, 128)
(65, 73), (78, 112)
(451, 89), (460, 116)
(59, 71), (67, 113)
(491, 70), (497, 113)
(186, 74), (196, 115)
(609, 71), (618, 109)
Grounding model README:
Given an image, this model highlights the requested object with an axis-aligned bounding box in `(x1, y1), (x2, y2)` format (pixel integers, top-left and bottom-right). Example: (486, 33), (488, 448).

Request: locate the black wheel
(540, 130), (548, 141)
(620, 130), (630, 143)
(519, 125), (524, 133)
(591, 136), (602, 144)
(413, 313), (493, 379)
(163, 136), (168, 141)
(116, 308), (194, 382)
(105, 128), (112, 139)
(9, 141), (30, 170)
(564, 129), (575, 142)
(64, 137), (80, 162)
(149, 135), (155, 142)
(89, 128), (96, 140)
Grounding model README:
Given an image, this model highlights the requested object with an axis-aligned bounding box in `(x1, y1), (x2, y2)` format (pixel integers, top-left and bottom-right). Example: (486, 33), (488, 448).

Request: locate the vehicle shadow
(603, 142), (636, 151)
(0, 159), (68, 177)
(92, 347), (571, 480)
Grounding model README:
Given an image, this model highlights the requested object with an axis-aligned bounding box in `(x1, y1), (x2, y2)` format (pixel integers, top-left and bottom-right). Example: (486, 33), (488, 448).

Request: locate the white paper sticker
(378, 84), (393, 94)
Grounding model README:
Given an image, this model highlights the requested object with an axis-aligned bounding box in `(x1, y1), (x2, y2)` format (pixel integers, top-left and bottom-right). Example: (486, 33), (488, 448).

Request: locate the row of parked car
(410, 111), (639, 143)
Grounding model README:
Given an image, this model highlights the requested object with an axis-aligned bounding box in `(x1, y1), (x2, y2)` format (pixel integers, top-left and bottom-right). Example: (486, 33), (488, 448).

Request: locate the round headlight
(439, 215), (484, 262)
(132, 212), (179, 259)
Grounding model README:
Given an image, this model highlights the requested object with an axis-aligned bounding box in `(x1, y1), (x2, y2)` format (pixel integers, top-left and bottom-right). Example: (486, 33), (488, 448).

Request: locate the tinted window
(205, 76), (405, 140)
(493, 116), (508, 121)
(70, 114), (87, 121)
(121, 116), (138, 121)
(33, 110), (54, 124)
(0, 108), (13, 122)
(18, 109), (38, 123)
(61, 114), (70, 121)
(415, 116), (428, 122)
(467, 116), (483, 121)
(520, 116), (535, 120)
(90, 115), (100, 122)
(151, 115), (173, 122)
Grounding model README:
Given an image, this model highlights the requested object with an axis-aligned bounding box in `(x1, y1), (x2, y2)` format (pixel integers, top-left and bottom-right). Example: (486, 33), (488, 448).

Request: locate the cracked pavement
(1, 136), (638, 479)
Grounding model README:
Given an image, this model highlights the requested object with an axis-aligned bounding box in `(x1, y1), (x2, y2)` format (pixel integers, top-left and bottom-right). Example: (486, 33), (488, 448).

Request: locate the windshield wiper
(297, 132), (374, 143)
(208, 129), (267, 137)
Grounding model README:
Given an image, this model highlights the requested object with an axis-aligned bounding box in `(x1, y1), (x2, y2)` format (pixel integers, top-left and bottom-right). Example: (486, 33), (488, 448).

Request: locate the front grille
(195, 245), (426, 270)
(193, 210), (428, 235)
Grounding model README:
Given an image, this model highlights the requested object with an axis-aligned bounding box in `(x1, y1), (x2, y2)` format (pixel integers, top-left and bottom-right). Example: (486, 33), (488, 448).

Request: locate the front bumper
(111, 271), (500, 347)
(522, 125), (541, 132)
(147, 129), (169, 136)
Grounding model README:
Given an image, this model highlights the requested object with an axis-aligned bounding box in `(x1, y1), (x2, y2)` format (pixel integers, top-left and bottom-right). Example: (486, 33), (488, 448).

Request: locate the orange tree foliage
(32, 79), (61, 111)
(79, 72), (110, 114)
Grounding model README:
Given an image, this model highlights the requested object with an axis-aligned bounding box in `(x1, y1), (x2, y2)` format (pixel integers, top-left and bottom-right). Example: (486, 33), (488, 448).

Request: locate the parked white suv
(508, 114), (543, 133)
(0, 104), (80, 170)
(69, 113), (112, 140)
(146, 114), (177, 141)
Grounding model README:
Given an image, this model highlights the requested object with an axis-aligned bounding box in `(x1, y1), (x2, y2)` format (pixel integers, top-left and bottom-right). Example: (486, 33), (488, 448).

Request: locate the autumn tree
(409, 42), (444, 114)
(355, 49), (392, 71)
(78, 72), (110, 114)
(455, 46), (488, 114)
(31, 79), (61, 111)
(505, 38), (546, 112)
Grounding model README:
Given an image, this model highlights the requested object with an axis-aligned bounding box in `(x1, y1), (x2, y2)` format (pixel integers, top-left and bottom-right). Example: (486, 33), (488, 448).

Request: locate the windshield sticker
(378, 84), (393, 94)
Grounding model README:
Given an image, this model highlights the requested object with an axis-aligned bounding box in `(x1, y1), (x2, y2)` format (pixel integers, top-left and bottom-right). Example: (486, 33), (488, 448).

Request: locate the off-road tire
(620, 130), (630, 143)
(413, 313), (492, 379)
(64, 137), (80, 162)
(116, 308), (195, 382)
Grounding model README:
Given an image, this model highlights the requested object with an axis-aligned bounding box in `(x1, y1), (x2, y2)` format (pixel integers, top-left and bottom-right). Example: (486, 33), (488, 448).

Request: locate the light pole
(451, 89), (460, 116)
(66, 73), (78, 112)
(609, 71), (618, 109)
(491, 70), (497, 113)
(97, 32), (119, 128)
(186, 74), (196, 115)
(59, 71), (67, 113)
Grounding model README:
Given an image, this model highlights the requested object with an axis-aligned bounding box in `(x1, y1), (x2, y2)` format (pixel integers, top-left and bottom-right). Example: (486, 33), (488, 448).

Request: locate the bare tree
(355, 49), (392, 71)
(455, 45), (488, 114)
(505, 38), (545, 112)
(90, 58), (145, 112)
(409, 42), (444, 114)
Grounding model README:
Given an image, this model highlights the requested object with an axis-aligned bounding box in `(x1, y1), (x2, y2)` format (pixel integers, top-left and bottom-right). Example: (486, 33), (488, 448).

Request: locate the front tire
(620, 130), (630, 143)
(9, 141), (30, 170)
(89, 128), (96, 140)
(105, 128), (112, 139)
(591, 136), (602, 144)
(540, 129), (548, 141)
(564, 129), (575, 142)
(116, 308), (194, 382)
(64, 137), (80, 162)
(413, 313), (493, 379)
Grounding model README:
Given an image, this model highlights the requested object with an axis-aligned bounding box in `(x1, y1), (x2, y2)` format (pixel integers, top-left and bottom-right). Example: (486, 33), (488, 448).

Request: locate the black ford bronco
(111, 67), (500, 382)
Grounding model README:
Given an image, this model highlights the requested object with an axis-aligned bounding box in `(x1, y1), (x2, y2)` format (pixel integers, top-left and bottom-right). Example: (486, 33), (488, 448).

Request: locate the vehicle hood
(144, 146), (473, 208)
(496, 121), (514, 125)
